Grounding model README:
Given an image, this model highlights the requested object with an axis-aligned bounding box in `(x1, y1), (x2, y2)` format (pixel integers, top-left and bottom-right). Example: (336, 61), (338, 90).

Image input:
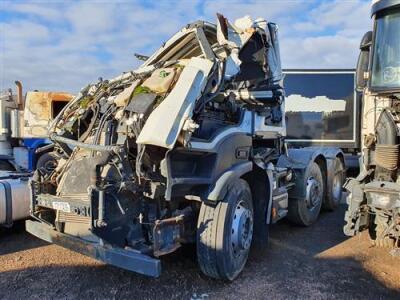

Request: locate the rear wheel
(323, 157), (345, 211)
(288, 162), (324, 226)
(197, 179), (253, 280)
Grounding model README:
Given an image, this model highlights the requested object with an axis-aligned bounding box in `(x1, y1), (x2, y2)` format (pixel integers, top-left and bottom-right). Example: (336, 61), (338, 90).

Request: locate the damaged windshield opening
(143, 25), (218, 66)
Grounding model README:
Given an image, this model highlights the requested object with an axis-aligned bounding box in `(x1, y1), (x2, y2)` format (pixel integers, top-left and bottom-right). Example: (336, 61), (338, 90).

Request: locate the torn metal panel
(137, 57), (213, 149)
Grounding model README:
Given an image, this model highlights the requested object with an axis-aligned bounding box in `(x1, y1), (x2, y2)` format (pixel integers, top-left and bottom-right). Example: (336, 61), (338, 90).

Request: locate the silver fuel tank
(0, 172), (30, 226)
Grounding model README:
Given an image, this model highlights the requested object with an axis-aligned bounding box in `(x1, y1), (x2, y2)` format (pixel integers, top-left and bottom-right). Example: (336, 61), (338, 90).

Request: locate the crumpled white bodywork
(137, 57), (213, 149)
(50, 14), (280, 151)
(135, 15), (269, 149)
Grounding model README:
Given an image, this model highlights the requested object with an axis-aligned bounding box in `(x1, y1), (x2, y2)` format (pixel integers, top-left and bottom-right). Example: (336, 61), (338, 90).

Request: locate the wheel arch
(286, 147), (344, 201)
(207, 161), (253, 201)
(22, 138), (53, 170)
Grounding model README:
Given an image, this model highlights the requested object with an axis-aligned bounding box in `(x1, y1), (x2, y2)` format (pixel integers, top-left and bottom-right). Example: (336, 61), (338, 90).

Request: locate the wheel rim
(305, 177), (322, 210)
(43, 160), (57, 172)
(39, 160), (57, 175)
(231, 200), (253, 257)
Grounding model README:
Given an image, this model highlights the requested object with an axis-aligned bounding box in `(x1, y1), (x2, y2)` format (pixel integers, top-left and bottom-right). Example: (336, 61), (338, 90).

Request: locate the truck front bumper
(25, 220), (161, 277)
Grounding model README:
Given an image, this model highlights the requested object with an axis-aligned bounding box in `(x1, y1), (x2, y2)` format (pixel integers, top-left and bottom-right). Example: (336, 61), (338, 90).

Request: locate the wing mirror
(356, 31), (372, 91)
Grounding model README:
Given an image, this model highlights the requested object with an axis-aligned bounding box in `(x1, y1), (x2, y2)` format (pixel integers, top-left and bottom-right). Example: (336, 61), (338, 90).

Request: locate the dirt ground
(1, 205), (399, 300)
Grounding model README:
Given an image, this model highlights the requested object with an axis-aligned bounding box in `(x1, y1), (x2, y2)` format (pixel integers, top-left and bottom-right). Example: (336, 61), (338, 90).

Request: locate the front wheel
(197, 179), (253, 280)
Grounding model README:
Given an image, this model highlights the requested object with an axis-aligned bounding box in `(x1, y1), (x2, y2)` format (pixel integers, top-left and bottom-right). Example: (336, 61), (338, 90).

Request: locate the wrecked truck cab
(26, 15), (317, 280)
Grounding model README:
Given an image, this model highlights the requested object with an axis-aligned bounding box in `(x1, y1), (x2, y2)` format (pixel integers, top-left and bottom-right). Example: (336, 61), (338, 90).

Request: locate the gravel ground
(0, 204), (399, 299)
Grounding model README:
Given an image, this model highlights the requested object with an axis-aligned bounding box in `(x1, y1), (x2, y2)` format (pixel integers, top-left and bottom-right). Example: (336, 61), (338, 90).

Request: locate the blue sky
(0, 0), (371, 93)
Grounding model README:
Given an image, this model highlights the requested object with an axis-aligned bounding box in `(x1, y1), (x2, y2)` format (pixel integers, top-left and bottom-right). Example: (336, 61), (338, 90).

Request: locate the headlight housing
(365, 191), (399, 209)
(364, 181), (400, 210)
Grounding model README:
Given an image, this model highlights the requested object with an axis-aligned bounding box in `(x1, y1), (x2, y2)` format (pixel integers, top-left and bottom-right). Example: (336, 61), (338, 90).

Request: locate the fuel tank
(0, 172), (30, 226)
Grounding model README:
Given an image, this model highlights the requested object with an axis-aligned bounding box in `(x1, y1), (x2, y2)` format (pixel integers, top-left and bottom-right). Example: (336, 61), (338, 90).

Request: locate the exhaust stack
(14, 80), (24, 110)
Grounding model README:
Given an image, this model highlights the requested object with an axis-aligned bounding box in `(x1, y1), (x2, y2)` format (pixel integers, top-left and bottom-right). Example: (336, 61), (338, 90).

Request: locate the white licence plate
(52, 201), (71, 213)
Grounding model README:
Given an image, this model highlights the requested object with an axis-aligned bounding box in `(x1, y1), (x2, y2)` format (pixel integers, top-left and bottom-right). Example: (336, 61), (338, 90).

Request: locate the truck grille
(57, 211), (90, 224)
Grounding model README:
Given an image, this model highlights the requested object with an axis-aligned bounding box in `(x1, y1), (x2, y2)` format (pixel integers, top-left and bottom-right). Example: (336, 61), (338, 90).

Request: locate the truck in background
(0, 82), (73, 226)
(344, 0), (400, 251)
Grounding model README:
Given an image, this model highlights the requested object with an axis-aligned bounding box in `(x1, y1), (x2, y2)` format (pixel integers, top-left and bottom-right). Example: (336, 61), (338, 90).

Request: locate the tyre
(36, 152), (59, 176)
(323, 157), (345, 211)
(288, 162), (324, 226)
(197, 179), (254, 280)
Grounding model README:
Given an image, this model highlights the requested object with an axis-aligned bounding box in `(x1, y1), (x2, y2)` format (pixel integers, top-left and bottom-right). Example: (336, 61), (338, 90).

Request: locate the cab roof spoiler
(371, 0), (400, 17)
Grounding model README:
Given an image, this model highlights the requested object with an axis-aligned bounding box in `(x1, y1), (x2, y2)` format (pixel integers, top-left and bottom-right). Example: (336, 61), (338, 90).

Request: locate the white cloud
(282, 35), (360, 68)
(2, 20), (50, 43)
(292, 22), (322, 32)
(309, 0), (370, 31)
(1, 2), (63, 21)
(280, 0), (371, 68)
(65, 2), (117, 34)
(203, 0), (306, 20)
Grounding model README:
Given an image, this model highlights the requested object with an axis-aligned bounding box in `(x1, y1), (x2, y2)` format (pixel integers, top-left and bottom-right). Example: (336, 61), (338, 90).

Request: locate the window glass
(371, 9), (400, 90)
